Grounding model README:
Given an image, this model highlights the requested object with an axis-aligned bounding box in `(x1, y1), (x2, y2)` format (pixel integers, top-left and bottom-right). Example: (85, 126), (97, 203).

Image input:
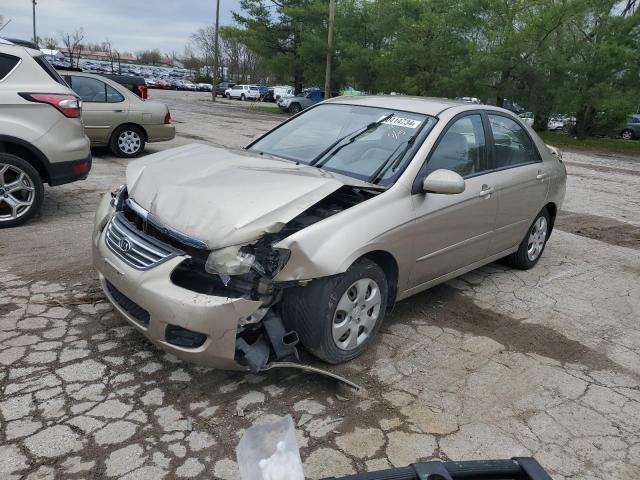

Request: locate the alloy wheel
(527, 216), (548, 261)
(118, 130), (142, 155)
(622, 130), (633, 141)
(0, 163), (36, 222)
(332, 278), (382, 351)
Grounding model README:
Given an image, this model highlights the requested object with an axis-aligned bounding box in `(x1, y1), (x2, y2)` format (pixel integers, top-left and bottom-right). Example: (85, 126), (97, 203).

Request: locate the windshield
(249, 104), (435, 185)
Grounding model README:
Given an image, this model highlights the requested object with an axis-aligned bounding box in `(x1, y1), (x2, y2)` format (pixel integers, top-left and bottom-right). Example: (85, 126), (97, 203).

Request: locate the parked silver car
(60, 70), (175, 158)
(93, 96), (566, 371)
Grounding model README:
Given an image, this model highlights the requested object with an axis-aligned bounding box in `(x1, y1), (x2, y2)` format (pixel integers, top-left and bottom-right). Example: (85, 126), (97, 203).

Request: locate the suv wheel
(282, 258), (388, 364)
(621, 129), (635, 141)
(240, 94), (246, 101)
(226, 93), (231, 99)
(505, 208), (551, 270)
(289, 103), (302, 114)
(110, 125), (146, 158)
(0, 153), (44, 228)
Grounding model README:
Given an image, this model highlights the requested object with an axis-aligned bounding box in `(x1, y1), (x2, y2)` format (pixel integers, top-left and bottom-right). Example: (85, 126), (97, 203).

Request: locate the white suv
(0, 39), (91, 227)
(224, 84), (261, 101)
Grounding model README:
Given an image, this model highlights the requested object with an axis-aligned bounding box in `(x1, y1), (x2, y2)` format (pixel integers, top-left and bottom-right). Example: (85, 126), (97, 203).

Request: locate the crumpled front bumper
(92, 222), (262, 370)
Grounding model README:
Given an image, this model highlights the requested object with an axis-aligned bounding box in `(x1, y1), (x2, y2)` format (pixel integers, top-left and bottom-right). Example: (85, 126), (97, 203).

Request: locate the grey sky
(1, 0), (243, 54)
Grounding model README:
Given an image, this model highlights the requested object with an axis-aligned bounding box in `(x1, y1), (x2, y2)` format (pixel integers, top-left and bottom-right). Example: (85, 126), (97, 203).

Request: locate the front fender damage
(105, 183), (380, 389)
(164, 186), (380, 388)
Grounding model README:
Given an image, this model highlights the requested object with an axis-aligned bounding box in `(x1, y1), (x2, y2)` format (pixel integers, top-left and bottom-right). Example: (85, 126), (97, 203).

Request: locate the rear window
(0, 53), (20, 81)
(33, 55), (68, 86)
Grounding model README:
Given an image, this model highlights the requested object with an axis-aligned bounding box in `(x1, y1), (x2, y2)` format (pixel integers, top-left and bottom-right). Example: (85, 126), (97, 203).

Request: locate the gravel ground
(1, 90), (639, 480)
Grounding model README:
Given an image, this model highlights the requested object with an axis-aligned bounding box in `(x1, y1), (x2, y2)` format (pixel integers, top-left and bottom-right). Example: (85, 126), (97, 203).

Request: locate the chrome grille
(105, 213), (182, 270)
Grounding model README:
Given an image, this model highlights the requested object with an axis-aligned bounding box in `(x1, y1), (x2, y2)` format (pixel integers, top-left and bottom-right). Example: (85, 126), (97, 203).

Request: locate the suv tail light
(19, 93), (81, 118)
(135, 84), (148, 100)
(164, 111), (171, 124)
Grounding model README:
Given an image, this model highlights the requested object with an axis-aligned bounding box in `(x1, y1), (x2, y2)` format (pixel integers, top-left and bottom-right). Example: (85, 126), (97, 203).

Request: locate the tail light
(73, 161), (90, 173)
(164, 111), (171, 124)
(19, 93), (82, 118)
(135, 84), (148, 100)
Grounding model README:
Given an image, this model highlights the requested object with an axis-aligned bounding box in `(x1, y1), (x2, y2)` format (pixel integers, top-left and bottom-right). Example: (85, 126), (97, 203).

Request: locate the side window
(0, 54), (20, 81)
(426, 115), (487, 177)
(105, 84), (124, 103)
(488, 114), (538, 168)
(33, 55), (67, 85)
(71, 76), (107, 102)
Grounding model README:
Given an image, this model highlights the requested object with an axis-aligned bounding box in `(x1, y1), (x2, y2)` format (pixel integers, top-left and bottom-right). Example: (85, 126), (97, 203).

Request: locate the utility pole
(211, 0), (220, 102)
(32, 0), (37, 45)
(324, 0), (336, 99)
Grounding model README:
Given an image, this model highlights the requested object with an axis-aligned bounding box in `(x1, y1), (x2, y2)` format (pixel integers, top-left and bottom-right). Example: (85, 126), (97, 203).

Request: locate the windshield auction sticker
(383, 117), (422, 128)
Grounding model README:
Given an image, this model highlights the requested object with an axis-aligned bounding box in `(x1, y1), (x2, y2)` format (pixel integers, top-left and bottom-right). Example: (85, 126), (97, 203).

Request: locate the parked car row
(0, 39), (175, 228)
(215, 83), (296, 103)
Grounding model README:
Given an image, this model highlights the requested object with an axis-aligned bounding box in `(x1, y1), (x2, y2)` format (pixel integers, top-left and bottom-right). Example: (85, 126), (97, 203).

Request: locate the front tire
(0, 153), (44, 228)
(282, 258), (388, 364)
(505, 208), (551, 270)
(226, 93), (231, 99)
(621, 129), (635, 141)
(240, 94), (246, 101)
(110, 125), (145, 158)
(289, 103), (302, 114)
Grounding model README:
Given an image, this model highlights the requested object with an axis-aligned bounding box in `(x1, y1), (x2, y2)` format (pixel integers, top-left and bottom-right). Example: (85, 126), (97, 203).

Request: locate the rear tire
(621, 129), (635, 141)
(240, 94), (246, 101)
(110, 125), (146, 158)
(505, 208), (551, 270)
(0, 153), (44, 228)
(282, 258), (388, 364)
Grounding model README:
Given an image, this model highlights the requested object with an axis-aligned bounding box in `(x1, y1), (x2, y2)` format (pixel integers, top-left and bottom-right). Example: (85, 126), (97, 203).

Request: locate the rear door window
(0, 54), (20, 81)
(488, 114), (539, 168)
(106, 84), (125, 103)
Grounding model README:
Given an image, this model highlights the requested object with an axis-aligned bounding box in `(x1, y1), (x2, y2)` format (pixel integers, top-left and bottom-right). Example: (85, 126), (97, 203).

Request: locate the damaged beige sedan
(93, 96), (566, 372)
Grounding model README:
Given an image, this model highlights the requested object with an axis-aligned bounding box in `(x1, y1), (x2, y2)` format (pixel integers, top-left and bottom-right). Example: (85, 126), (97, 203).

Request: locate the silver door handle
(479, 185), (494, 198)
(536, 171), (548, 181)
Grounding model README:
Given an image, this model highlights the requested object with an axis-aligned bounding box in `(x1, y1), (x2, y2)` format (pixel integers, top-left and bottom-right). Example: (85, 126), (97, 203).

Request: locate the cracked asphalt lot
(1, 91), (639, 479)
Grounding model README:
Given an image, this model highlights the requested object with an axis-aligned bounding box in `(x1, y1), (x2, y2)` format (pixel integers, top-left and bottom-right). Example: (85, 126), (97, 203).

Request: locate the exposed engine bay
(114, 185), (378, 375)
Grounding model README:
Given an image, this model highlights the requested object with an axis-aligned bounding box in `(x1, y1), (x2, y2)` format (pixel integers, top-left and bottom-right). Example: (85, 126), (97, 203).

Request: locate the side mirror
(422, 169), (466, 194)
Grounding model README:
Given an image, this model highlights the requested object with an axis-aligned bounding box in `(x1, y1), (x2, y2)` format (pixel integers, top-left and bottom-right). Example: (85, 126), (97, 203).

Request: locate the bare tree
(59, 28), (85, 68)
(191, 25), (216, 77)
(218, 33), (266, 83)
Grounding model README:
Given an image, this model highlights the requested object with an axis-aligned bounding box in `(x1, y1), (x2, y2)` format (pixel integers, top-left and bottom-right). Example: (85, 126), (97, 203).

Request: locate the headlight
(110, 184), (126, 209)
(205, 245), (255, 276)
(204, 244), (291, 280)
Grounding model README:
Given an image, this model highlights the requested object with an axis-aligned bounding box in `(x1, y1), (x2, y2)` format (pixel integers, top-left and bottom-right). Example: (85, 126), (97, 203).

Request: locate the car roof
(324, 95), (465, 116)
(0, 39), (43, 57)
(102, 73), (146, 85)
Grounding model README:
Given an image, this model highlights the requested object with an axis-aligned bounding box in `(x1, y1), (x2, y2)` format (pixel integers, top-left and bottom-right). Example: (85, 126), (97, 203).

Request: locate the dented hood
(126, 143), (344, 249)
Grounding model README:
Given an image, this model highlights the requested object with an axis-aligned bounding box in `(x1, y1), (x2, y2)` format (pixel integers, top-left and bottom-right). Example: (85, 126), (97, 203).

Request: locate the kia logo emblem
(119, 237), (132, 253)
